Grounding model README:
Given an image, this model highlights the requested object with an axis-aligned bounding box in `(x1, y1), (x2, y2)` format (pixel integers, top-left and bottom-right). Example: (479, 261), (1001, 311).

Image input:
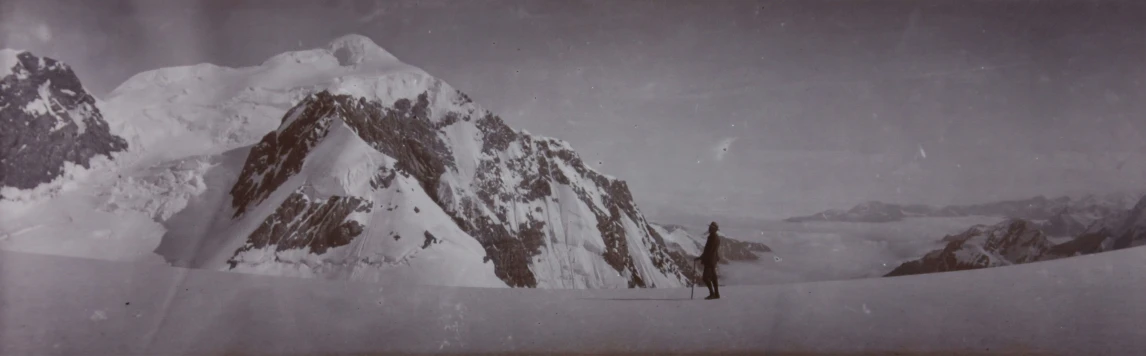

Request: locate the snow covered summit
(326, 33), (401, 65)
(101, 34), (423, 166)
(0, 50), (128, 195)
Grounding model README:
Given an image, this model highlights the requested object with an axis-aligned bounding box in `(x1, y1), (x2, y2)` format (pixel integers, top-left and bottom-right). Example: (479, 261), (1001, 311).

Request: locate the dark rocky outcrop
(229, 93), (344, 217)
(227, 188), (371, 268)
(0, 51), (127, 194)
(422, 231), (439, 249)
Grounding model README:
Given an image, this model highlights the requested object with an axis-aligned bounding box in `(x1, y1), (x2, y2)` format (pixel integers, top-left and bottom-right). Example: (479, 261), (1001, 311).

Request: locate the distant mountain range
(785, 193), (1141, 235)
(885, 194), (1146, 278)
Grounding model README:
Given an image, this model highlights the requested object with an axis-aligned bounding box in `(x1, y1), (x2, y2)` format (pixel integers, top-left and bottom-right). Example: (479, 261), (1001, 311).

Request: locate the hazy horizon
(3, 0), (1144, 222)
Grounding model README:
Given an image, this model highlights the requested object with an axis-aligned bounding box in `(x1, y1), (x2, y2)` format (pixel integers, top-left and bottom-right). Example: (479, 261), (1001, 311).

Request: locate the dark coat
(697, 231), (721, 267)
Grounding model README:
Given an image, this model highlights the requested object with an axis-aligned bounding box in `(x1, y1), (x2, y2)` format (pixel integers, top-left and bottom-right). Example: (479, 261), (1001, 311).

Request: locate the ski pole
(691, 260), (698, 299)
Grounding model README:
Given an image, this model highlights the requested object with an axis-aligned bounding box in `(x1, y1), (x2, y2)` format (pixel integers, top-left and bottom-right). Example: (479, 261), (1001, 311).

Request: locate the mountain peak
(184, 77), (708, 288)
(255, 34), (403, 70)
(0, 50), (128, 194)
(326, 34), (398, 66)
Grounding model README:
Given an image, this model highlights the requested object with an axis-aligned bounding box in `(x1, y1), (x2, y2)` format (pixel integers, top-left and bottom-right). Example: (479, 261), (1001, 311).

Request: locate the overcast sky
(3, 0), (1145, 223)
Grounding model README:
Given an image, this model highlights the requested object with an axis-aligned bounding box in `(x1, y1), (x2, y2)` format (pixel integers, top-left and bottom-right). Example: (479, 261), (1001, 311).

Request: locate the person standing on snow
(695, 221), (721, 300)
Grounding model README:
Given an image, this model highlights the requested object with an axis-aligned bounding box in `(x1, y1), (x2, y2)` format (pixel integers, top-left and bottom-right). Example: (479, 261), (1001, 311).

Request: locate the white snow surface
(3, 246), (1146, 355)
(0, 150), (189, 265)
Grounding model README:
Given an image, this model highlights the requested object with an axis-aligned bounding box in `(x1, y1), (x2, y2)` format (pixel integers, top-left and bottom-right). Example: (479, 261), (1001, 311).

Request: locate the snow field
(3, 244), (1145, 355)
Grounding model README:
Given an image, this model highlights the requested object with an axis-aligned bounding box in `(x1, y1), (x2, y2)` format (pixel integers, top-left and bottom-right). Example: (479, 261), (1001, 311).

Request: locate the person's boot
(692, 280), (710, 299)
(712, 281), (720, 299)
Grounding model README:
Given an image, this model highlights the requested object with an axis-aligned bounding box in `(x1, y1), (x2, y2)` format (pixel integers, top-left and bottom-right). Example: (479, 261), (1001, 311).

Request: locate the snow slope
(3, 246), (1145, 355)
(0, 150), (204, 264)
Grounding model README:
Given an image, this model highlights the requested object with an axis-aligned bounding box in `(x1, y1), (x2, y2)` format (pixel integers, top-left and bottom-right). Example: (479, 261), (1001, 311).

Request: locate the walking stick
(691, 260), (698, 300)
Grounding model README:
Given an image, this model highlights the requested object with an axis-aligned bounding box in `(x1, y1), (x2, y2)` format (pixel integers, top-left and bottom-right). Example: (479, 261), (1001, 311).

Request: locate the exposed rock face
(227, 188), (371, 269)
(229, 93), (346, 217)
(0, 50), (127, 193)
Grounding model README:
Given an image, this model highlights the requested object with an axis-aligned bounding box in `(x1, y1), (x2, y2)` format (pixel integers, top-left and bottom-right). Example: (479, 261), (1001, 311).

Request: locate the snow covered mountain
(98, 37), (390, 166)
(786, 193), (1139, 227)
(883, 218), (1057, 277)
(140, 34), (701, 289)
(0, 50), (128, 197)
(886, 194), (1146, 277)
